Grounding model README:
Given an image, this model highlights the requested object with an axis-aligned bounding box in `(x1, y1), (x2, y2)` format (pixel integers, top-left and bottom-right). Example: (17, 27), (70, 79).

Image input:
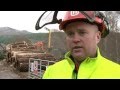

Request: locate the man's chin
(72, 52), (85, 59)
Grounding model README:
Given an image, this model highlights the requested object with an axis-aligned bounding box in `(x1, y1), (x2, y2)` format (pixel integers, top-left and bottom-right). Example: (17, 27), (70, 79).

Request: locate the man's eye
(79, 32), (86, 35)
(67, 32), (74, 36)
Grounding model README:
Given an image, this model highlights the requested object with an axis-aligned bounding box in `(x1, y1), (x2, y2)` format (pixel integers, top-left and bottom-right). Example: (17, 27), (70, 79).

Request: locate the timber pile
(6, 41), (56, 72)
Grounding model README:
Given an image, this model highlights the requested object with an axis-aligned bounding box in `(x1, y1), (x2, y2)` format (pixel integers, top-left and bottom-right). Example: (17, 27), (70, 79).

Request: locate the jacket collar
(64, 48), (102, 70)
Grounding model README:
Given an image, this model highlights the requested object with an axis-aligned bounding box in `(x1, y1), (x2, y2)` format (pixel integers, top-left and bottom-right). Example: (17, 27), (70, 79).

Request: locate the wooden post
(44, 27), (52, 52)
(48, 30), (51, 49)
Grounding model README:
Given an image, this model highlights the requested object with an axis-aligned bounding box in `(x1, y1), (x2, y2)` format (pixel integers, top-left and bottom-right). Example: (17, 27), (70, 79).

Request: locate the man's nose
(73, 33), (81, 43)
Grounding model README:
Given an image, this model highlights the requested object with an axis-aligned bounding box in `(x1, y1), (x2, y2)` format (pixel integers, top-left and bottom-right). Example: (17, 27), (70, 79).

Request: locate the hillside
(0, 33), (48, 44)
(0, 27), (49, 44)
(0, 27), (31, 36)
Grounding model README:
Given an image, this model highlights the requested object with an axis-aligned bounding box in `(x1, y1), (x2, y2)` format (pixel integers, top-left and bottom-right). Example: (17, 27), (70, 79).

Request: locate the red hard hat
(59, 11), (109, 38)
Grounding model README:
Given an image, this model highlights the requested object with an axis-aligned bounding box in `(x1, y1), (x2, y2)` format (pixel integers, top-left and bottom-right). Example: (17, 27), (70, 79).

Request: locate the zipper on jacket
(72, 64), (78, 79)
(70, 55), (78, 79)
(73, 69), (78, 79)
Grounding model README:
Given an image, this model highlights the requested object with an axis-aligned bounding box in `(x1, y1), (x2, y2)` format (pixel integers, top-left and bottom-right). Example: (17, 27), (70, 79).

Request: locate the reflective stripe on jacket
(43, 49), (120, 79)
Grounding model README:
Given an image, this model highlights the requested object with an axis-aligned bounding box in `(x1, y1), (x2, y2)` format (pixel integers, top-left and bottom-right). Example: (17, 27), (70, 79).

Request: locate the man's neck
(70, 55), (83, 67)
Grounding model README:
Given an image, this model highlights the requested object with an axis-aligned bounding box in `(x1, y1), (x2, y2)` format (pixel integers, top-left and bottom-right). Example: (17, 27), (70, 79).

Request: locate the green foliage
(25, 33), (48, 43)
(0, 33), (48, 44)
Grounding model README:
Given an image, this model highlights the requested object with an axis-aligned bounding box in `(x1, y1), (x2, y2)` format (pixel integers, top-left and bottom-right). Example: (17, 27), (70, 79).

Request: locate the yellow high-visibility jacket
(43, 49), (120, 79)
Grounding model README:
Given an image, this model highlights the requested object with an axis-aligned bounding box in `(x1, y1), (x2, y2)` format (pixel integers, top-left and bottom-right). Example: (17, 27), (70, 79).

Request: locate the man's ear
(96, 31), (101, 44)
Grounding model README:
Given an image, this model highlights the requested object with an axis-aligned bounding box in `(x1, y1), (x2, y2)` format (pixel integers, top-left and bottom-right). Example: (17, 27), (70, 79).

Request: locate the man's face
(64, 21), (101, 61)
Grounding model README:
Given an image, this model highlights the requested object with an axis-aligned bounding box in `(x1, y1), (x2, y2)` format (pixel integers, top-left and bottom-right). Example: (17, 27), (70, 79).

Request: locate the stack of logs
(6, 41), (56, 72)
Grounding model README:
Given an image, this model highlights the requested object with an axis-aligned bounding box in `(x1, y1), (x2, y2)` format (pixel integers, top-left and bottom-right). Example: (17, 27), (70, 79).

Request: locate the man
(43, 11), (120, 79)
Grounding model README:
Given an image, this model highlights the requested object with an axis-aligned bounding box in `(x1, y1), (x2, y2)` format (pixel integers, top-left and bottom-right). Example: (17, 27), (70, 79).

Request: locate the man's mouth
(72, 46), (83, 51)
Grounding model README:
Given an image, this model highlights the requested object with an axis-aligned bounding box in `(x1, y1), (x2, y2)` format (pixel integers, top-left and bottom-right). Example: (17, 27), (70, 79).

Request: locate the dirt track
(0, 59), (28, 79)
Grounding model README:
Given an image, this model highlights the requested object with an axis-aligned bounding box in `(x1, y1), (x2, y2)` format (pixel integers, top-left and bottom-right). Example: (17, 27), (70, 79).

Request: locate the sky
(0, 11), (64, 33)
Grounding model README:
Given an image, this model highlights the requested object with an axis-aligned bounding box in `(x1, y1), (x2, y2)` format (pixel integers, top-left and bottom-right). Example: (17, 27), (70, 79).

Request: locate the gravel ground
(0, 59), (28, 79)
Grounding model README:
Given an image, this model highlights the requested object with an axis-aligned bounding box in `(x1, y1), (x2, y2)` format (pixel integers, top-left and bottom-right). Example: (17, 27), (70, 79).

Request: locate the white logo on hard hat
(71, 11), (79, 16)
